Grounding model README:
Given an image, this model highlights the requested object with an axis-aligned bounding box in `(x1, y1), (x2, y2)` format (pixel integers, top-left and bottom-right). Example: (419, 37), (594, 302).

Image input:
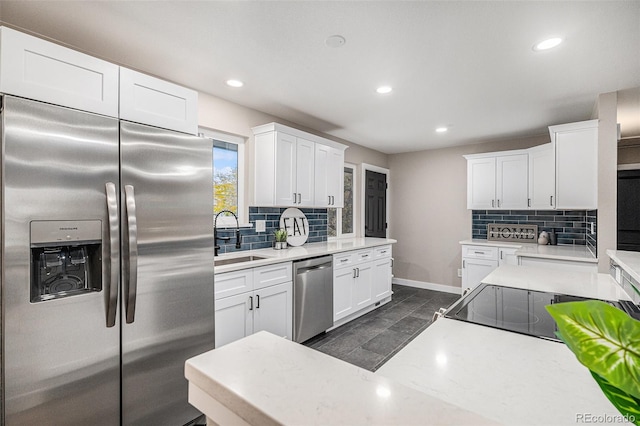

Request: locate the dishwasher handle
(294, 255), (333, 273)
(297, 264), (331, 275)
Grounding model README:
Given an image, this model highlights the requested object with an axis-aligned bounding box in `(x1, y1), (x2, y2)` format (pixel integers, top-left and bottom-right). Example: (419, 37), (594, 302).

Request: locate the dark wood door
(618, 169), (640, 251)
(365, 170), (387, 238)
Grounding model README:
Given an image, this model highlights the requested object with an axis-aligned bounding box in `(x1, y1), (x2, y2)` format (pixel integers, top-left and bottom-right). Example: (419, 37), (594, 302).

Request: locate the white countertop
(377, 265), (632, 425)
(607, 249), (640, 283)
(460, 239), (597, 263)
(185, 331), (496, 426)
(214, 237), (396, 273)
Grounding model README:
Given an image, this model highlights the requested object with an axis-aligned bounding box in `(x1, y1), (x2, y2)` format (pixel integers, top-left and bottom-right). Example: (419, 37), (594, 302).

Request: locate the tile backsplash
(215, 206), (328, 254)
(472, 210), (597, 251)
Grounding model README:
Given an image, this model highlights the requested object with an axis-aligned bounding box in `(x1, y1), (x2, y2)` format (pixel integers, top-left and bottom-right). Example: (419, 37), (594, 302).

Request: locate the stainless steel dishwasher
(293, 256), (334, 343)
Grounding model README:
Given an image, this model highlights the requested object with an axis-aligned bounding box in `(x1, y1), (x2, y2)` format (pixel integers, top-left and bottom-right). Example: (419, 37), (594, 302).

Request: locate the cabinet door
(467, 157), (496, 209)
(119, 68), (198, 135)
(328, 147), (345, 207)
(296, 137), (315, 207)
(333, 267), (355, 321)
(353, 263), (373, 309)
(314, 143), (330, 207)
(0, 27), (119, 117)
(528, 144), (555, 209)
(215, 293), (253, 348)
(498, 248), (518, 266)
(496, 154), (528, 209)
(554, 124), (598, 209)
(462, 258), (498, 290)
(372, 258), (392, 302)
(274, 133), (297, 206)
(253, 282), (293, 340)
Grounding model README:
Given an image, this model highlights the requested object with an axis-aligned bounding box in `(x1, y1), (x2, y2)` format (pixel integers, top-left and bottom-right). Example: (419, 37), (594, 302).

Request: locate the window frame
(200, 127), (247, 228)
(329, 162), (357, 240)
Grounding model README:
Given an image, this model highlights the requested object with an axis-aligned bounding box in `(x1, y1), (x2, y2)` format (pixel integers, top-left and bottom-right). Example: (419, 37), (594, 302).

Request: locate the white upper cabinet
(465, 153), (528, 210)
(496, 154), (528, 209)
(119, 68), (198, 135)
(314, 144), (345, 208)
(528, 143), (555, 209)
(253, 123), (347, 208)
(550, 120), (598, 210)
(466, 157), (497, 209)
(0, 26), (119, 117)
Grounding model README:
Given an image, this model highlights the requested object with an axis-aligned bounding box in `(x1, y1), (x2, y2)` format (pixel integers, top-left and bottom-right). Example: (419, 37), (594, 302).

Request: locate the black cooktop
(443, 284), (640, 342)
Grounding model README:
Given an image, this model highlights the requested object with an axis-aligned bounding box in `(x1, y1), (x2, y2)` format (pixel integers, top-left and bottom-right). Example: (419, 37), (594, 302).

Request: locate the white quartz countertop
(376, 318), (624, 426)
(185, 331), (496, 426)
(460, 239), (597, 263)
(607, 249), (640, 283)
(214, 237), (396, 273)
(377, 265), (632, 425)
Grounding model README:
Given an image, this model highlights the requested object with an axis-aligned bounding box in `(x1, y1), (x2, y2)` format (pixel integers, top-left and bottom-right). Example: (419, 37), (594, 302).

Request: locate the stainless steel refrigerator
(1, 95), (215, 425)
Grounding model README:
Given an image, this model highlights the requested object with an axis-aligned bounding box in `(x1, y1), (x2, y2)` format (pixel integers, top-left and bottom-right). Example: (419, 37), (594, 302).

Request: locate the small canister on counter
(549, 229), (557, 245)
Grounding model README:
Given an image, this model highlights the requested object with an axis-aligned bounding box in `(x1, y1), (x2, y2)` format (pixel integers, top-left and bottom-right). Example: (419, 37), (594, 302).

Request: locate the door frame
(360, 163), (390, 238)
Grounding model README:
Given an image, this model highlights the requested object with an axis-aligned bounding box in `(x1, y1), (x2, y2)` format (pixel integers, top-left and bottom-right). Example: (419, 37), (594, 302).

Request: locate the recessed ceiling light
(325, 35), (346, 48)
(376, 86), (393, 94)
(533, 37), (562, 51)
(436, 127), (448, 133)
(226, 79), (244, 88)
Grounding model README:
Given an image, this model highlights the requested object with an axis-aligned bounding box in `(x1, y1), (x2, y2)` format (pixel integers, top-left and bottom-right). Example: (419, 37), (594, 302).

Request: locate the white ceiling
(1, 1), (639, 154)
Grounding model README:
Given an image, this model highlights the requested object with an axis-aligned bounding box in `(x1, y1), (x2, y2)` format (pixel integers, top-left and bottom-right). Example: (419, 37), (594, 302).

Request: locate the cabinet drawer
(215, 269), (253, 300)
(462, 245), (498, 261)
(374, 245), (392, 259)
(254, 262), (292, 290)
(333, 252), (356, 270)
(354, 249), (374, 264)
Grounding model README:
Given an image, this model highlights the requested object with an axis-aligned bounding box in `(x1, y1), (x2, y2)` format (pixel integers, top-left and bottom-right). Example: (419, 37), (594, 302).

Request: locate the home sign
(487, 224), (538, 242)
(279, 208), (309, 247)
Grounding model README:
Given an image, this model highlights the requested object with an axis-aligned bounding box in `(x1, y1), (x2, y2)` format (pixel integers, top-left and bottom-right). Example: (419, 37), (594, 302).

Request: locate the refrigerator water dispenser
(30, 220), (102, 302)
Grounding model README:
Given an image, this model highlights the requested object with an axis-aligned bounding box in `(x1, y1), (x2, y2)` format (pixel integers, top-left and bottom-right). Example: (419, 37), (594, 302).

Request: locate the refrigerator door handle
(105, 182), (120, 328)
(124, 184), (139, 324)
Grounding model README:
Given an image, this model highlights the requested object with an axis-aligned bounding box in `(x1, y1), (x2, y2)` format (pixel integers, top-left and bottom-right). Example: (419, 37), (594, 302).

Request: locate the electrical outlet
(457, 268), (462, 278)
(255, 220), (266, 233)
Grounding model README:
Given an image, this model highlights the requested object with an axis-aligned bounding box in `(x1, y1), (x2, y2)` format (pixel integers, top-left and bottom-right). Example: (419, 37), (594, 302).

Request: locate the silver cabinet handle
(293, 192), (297, 204)
(256, 294), (260, 309)
(474, 251), (485, 255)
(463, 260), (466, 268)
(124, 185), (139, 324)
(528, 198), (531, 207)
(491, 199), (495, 208)
(249, 296), (253, 311)
(105, 182), (119, 328)
(328, 195), (331, 205)
(391, 258), (394, 267)
(331, 195), (335, 205)
(298, 193), (301, 204)
(353, 268), (357, 278)
(497, 199), (501, 208)
(550, 195), (553, 206)
(500, 251), (503, 260)
(356, 267), (360, 278)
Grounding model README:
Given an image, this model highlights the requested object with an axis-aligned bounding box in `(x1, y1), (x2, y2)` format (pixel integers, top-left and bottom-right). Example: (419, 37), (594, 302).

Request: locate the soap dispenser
(549, 229), (557, 246)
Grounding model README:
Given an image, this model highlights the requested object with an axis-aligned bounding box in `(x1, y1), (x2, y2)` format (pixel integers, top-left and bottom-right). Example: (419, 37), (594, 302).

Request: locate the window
(328, 163), (356, 239)
(200, 128), (246, 227)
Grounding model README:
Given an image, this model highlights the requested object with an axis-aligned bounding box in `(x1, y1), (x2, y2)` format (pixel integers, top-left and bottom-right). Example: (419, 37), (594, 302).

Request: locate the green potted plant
(547, 300), (640, 424)
(273, 229), (288, 250)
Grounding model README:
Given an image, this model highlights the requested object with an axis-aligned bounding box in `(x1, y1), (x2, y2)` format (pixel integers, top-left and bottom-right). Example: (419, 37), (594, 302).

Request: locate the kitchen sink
(214, 255), (268, 267)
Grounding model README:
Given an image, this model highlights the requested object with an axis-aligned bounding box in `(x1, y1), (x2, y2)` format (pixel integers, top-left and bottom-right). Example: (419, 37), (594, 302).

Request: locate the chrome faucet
(214, 210), (242, 256)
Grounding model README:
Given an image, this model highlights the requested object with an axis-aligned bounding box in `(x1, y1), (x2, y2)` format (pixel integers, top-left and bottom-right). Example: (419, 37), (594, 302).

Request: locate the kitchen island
(186, 265), (632, 425)
(378, 265), (632, 425)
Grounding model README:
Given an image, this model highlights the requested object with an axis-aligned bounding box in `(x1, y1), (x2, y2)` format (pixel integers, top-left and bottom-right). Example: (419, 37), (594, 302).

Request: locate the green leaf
(546, 300), (640, 400)
(590, 371), (640, 425)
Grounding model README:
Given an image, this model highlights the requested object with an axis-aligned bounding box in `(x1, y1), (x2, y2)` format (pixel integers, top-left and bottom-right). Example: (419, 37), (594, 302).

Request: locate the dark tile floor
(303, 284), (461, 372)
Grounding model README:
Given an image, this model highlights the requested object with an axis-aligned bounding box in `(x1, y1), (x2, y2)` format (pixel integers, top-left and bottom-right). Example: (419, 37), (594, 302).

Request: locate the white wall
(388, 135), (549, 289)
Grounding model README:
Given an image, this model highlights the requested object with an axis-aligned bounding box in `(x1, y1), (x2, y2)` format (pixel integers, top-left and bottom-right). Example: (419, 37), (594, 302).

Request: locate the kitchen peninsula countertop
(214, 237), (396, 274)
(185, 331), (495, 426)
(377, 265), (631, 425)
(607, 249), (640, 283)
(460, 239), (597, 263)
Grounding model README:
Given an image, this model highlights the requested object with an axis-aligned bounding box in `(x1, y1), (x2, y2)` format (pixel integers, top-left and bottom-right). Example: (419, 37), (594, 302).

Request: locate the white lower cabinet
(333, 245), (392, 323)
(215, 263), (292, 348)
(462, 258), (498, 291)
(518, 256), (597, 274)
(499, 247), (519, 266)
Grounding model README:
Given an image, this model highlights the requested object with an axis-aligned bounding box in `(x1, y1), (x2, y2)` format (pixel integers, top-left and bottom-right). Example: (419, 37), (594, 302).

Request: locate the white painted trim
(618, 163), (640, 171)
(392, 277), (462, 295)
(328, 295), (392, 330)
(360, 163), (390, 238)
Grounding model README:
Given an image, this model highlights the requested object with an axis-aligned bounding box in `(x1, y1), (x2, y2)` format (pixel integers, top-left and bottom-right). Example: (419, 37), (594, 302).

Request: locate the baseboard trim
(392, 277), (462, 295)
